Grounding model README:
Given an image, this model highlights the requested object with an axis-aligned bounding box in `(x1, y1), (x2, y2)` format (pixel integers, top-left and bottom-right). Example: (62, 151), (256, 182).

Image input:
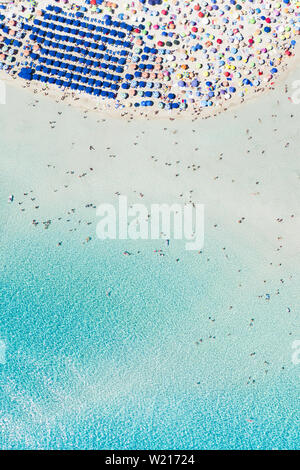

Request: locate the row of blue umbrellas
(32, 56), (123, 79)
(38, 46), (126, 63)
(36, 15), (132, 35)
(33, 54), (124, 74)
(29, 30), (131, 49)
(33, 48), (124, 68)
(33, 19), (128, 40)
(19, 66), (116, 98)
(36, 40), (127, 56)
(34, 68), (119, 90)
(35, 38), (128, 58)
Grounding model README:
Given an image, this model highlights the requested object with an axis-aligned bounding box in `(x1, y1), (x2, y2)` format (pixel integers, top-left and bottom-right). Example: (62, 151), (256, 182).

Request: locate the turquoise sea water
(0, 84), (299, 449)
(0, 231), (299, 449)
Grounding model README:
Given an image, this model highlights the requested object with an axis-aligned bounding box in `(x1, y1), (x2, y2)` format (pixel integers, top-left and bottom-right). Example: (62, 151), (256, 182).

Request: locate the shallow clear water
(0, 82), (299, 449)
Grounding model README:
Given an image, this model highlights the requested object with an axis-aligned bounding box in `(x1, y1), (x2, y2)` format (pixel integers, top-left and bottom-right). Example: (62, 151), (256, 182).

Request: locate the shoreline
(2, 46), (300, 122)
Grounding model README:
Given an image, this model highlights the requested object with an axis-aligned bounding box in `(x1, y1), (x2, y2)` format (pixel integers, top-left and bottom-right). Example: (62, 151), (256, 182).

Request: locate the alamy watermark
(291, 80), (300, 104)
(0, 80), (6, 105)
(0, 340), (6, 364)
(291, 340), (300, 366)
(96, 196), (204, 251)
